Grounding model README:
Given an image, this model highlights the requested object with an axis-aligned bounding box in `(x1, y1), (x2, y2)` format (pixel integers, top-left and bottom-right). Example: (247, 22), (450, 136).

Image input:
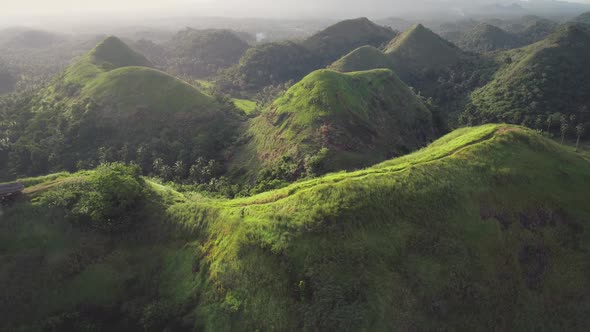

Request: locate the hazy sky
(3, 0), (590, 17)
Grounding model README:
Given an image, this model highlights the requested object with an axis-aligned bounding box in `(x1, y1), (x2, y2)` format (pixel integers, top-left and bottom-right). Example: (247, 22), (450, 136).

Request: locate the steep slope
(457, 23), (522, 53)
(329, 45), (397, 72)
(229, 69), (433, 180)
(384, 24), (466, 82)
(466, 24), (590, 127)
(3, 125), (590, 330)
(85, 36), (153, 70)
(217, 18), (396, 94)
(165, 28), (250, 78)
(1, 36), (242, 178)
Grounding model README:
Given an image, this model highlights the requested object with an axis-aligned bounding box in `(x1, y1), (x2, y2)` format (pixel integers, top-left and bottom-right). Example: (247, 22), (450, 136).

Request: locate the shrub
(75, 163), (146, 232)
(38, 163), (147, 232)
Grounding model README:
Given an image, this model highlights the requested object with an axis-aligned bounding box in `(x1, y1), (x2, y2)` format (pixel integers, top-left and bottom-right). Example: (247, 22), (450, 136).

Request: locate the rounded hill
(467, 24), (590, 126)
(230, 69), (433, 179)
(329, 45), (397, 73)
(5, 36), (242, 178)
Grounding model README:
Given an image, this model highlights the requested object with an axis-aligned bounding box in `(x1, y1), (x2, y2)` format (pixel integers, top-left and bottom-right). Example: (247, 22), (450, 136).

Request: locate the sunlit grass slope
(230, 68), (433, 179)
(3, 124), (590, 330)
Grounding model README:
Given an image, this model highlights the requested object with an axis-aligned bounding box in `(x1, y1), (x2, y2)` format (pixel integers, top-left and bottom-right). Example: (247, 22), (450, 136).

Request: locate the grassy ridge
(4, 124), (590, 330)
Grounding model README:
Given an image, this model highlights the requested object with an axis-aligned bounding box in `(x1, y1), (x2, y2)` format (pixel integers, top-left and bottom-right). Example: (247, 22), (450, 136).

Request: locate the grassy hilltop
(2, 124), (590, 330)
(329, 45), (397, 73)
(229, 69), (433, 181)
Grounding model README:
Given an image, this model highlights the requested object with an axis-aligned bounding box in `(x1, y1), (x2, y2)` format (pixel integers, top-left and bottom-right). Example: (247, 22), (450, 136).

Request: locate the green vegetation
(302, 17), (395, 64)
(380, 24), (498, 131)
(232, 98), (258, 115)
(229, 69), (433, 182)
(0, 36), (244, 180)
(384, 24), (466, 82)
(165, 29), (250, 79)
(216, 18), (395, 94)
(457, 23), (522, 53)
(3, 125), (590, 330)
(464, 24), (590, 130)
(329, 45), (397, 72)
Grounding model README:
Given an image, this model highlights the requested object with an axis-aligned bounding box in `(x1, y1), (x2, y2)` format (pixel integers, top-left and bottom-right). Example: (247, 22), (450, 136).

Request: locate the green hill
(302, 17), (395, 63)
(216, 18), (396, 94)
(465, 24), (590, 128)
(457, 23), (522, 53)
(384, 24), (466, 82)
(0, 36), (242, 179)
(3, 124), (590, 330)
(86, 36), (153, 70)
(229, 69), (433, 181)
(329, 45), (397, 72)
(217, 40), (314, 92)
(165, 29), (250, 78)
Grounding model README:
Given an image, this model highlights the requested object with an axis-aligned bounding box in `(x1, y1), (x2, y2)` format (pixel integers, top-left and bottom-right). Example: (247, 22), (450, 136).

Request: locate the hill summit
(89, 36), (153, 70)
(329, 45), (397, 73)
(230, 69), (433, 180)
(303, 17), (395, 63)
(384, 24), (465, 79)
